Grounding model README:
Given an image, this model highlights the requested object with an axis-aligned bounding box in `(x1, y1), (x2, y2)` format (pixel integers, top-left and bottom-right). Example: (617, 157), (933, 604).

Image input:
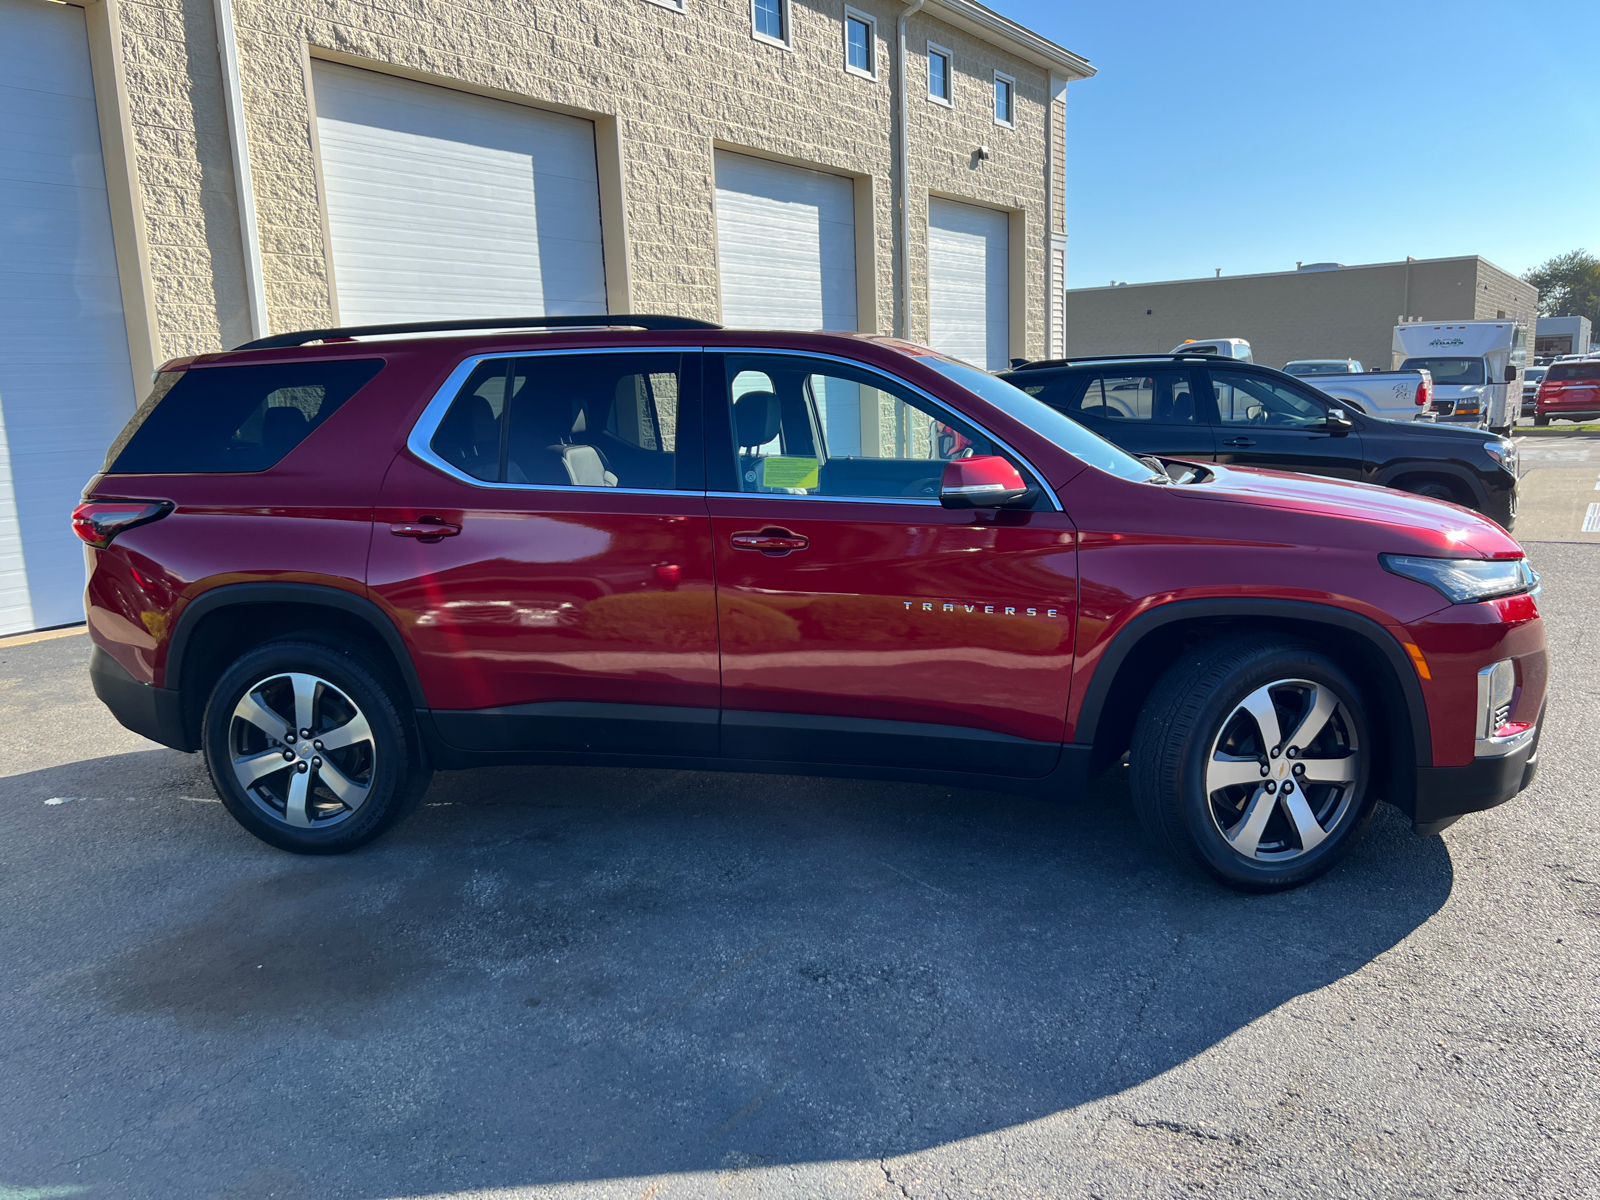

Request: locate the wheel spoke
(1237, 684), (1284, 752)
(1299, 755), (1357, 784)
(234, 749), (290, 785)
(1284, 684), (1337, 753)
(283, 769), (312, 828)
(289, 673), (320, 736)
(1225, 787), (1275, 858)
(316, 757), (370, 811)
(234, 689), (288, 741)
(1207, 754), (1265, 794)
(317, 710), (372, 753)
(1281, 788), (1329, 852)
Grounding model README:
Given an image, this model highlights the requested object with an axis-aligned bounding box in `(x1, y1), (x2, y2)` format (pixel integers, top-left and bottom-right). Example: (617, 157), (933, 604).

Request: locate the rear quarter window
(104, 359), (383, 474)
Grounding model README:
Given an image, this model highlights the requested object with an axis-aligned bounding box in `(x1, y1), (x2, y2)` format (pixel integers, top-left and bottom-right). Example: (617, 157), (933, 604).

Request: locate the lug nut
(300, 728), (312, 739)
(312, 757), (322, 768)
(1264, 781), (1277, 793)
(284, 733), (296, 744)
(1281, 782), (1293, 795)
(296, 762), (309, 774)
(1293, 763), (1305, 776)
(1286, 746), (1298, 759)
(282, 749), (295, 761)
(313, 740), (324, 751)
(1259, 764), (1270, 777)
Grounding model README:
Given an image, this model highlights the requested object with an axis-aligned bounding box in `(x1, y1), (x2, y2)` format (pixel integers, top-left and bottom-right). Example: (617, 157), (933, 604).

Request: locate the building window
(844, 8), (876, 78)
(927, 42), (952, 105)
(993, 71), (1015, 126)
(644, 0), (686, 10)
(752, 0), (787, 45)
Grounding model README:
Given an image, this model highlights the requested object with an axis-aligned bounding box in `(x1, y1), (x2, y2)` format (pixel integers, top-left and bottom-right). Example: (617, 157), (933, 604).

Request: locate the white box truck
(1392, 321), (1528, 434)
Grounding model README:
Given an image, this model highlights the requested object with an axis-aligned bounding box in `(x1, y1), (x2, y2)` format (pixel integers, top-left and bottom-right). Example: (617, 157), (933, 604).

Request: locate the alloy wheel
(1204, 678), (1360, 861)
(228, 672), (376, 828)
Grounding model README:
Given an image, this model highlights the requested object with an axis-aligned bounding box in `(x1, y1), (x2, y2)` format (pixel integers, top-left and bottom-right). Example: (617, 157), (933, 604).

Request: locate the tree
(1523, 250), (1600, 323)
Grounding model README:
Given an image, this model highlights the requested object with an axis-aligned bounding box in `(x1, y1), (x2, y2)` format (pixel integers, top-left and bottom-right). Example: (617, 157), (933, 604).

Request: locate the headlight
(1380, 554), (1537, 603)
(1483, 439), (1517, 473)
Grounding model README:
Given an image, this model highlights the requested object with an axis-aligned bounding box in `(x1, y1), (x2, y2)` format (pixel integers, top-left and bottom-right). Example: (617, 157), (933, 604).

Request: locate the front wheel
(1129, 638), (1376, 892)
(203, 638), (431, 854)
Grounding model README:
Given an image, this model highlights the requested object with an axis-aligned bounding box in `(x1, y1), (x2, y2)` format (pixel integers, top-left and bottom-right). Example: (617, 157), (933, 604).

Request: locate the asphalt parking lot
(3, 484), (1598, 1198)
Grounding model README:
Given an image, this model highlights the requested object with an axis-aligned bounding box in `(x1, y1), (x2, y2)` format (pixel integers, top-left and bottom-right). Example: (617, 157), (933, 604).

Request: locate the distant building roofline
(1069, 254), (1519, 294)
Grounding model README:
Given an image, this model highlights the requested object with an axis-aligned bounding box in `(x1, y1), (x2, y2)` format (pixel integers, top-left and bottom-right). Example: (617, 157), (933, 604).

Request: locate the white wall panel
(0, 0), (136, 633)
(928, 198), (1009, 370)
(313, 61), (607, 323)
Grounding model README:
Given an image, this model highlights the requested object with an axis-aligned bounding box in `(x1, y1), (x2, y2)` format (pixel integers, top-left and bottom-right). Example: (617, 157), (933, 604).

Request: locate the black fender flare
(1073, 597), (1432, 767)
(166, 582), (427, 708)
(1372, 460), (1489, 511)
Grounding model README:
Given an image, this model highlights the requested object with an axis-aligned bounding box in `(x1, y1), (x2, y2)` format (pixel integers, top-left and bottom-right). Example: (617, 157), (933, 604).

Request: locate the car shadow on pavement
(3, 750), (1452, 1196)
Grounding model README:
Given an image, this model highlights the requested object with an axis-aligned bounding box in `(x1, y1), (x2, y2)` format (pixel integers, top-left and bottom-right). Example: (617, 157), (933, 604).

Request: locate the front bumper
(1409, 716), (1541, 836)
(90, 645), (194, 751)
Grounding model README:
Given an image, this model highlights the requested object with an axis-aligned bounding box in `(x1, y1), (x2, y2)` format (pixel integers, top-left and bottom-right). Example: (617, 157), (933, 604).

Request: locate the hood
(1368, 416), (1495, 448)
(1175, 464), (1519, 557)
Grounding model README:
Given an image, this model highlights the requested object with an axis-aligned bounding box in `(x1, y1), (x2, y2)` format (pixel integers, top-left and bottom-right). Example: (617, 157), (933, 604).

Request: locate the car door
(705, 351), (1078, 778)
(368, 348), (721, 756)
(1017, 367), (1216, 463)
(1205, 367), (1365, 479)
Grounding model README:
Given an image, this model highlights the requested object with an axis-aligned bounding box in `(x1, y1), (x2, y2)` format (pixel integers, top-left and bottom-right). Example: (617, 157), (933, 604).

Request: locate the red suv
(78, 316), (1547, 891)
(1534, 359), (1600, 426)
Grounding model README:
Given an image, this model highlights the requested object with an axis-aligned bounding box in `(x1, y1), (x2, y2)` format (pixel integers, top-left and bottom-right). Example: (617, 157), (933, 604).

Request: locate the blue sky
(997, 0), (1600, 287)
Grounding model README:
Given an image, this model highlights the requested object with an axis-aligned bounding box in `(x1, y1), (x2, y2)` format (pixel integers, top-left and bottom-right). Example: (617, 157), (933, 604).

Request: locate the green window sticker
(761, 456), (820, 489)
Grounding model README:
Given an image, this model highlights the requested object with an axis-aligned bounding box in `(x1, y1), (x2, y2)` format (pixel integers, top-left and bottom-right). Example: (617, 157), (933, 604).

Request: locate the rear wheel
(1400, 478), (1460, 506)
(1129, 638), (1376, 892)
(203, 638), (430, 853)
(1534, 414), (1549, 427)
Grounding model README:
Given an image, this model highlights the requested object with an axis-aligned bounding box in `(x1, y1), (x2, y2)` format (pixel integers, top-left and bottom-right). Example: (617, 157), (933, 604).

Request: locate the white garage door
(0, 0), (135, 635)
(928, 198), (1009, 370)
(714, 151), (857, 331)
(312, 61), (607, 324)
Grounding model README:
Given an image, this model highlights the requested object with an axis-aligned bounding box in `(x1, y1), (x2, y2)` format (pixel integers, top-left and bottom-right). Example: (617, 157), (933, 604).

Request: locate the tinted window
(429, 353), (684, 490)
(939, 360), (1162, 483)
(105, 359), (383, 474)
(723, 354), (1035, 501)
(1400, 357), (1486, 385)
(1548, 363), (1600, 381)
(1069, 372), (1197, 424)
(1212, 370), (1329, 429)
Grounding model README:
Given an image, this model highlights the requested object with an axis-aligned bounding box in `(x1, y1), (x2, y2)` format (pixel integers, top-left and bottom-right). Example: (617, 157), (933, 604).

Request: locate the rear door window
(1548, 363), (1600, 382)
(105, 359), (383, 474)
(426, 352), (692, 491)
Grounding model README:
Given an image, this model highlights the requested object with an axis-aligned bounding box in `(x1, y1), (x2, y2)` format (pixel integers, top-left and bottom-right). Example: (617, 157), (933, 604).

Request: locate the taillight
(1415, 379), (1429, 406)
(71, 500), (173, 548)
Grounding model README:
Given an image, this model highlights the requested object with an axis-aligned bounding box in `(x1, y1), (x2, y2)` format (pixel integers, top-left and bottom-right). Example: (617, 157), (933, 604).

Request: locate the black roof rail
(1005, 352), (1224, 370)
(233, 313), (723, 351)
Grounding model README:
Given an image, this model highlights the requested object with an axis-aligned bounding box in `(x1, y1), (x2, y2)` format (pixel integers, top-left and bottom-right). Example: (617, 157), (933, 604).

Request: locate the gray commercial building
(1063, 255), (1540, 372)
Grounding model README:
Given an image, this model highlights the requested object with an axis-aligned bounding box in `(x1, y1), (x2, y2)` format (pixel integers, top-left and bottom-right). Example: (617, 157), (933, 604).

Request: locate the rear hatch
(1540, 362), (1600, 412)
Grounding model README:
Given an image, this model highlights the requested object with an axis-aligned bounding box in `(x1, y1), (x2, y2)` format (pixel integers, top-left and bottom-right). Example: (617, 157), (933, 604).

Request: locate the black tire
(1534, 414), (1549, 427)
(1129, 637), (1377, 892)
(1402, 478), (1460, 505)
(203, 638), (431, 854)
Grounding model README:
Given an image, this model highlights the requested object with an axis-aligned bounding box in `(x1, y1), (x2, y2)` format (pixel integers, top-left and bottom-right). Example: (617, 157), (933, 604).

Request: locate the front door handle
(1222, 437), (1256, 448)
(391, 520), (461, 541)
(731, 528), (808, 555)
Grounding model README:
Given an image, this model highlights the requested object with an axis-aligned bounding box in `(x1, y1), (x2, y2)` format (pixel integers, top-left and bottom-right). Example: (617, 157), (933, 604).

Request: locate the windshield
(1524, 368), (1546, 383)
(1285, 361), (1356, 375)
(925, 358), (1163, 483)
(1400, 357), (1485, 385)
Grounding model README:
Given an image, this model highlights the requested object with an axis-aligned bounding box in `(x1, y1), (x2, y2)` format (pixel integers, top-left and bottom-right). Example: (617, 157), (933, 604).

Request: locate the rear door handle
(731, 529), (808, 554)
(391, 520), (461, 540)
(1222, 437), (1256, 447)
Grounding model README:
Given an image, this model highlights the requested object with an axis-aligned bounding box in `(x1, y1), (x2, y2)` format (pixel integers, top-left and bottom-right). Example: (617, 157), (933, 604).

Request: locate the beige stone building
(0, 0), (1092, 634)
(1064, 256), (1539, 372)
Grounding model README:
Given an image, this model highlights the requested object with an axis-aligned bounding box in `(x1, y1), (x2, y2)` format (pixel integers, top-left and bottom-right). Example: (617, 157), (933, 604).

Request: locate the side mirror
(1504, 365), (1517, 383)
(939, 454), (1033, 509)
(1322, 408), (1354, 434)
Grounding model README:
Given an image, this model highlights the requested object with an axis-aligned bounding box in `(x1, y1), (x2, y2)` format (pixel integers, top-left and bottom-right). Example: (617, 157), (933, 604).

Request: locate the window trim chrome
(406, 344), (1061, 511)
(406, 346), (703, 495)
(714, 347), (1063, 511)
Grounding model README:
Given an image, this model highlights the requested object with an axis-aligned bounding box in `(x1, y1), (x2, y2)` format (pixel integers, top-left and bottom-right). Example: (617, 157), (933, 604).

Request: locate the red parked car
(78, 317), (1547, 891)
(1534, 360), (1600, 425)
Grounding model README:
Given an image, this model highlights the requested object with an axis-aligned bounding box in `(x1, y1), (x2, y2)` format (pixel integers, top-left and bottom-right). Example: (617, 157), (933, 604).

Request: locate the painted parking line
(1585, 503), (1600, 534)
